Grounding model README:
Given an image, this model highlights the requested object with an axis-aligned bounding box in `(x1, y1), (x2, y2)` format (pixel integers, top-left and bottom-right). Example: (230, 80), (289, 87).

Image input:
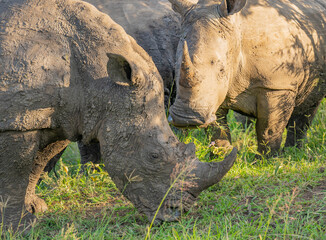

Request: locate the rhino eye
(151, 153), (159, 159)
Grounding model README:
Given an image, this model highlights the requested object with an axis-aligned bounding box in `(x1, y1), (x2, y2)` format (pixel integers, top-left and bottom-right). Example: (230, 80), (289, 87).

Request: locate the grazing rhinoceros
(49, 0), (183, 169)
(167, 0), (326, 154)
(44, 0), (201, 177)
(0, 0), (237, 230)
(42, 0), (184, 178)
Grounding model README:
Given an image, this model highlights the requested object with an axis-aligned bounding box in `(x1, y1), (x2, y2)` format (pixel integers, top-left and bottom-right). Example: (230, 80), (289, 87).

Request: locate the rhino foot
(25, 195), (48, 214)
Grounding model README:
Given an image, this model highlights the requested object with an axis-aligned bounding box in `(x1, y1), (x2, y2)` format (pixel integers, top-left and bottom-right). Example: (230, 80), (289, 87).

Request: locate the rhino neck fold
(80, 79), (120, 144)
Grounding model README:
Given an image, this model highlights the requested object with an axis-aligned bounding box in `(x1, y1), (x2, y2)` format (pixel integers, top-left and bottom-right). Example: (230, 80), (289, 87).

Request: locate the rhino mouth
(150, 191), (197, 224)
(142, 147), (237, 224)
(168, 107), (216, 128)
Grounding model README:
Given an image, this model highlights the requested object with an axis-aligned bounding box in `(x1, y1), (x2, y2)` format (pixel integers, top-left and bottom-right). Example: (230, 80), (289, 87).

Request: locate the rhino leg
(77, 141), (102, 174)
(25, 140), (70, 214)
(43, 141), (101, 178)
(78, 141), (101, 165)
(207, 108), (232, 150)
(233, 112), (253, 129)
(0, 131), (40, 231)
(256, 90), (296, 155)
(285, 96), (325, 148)
(42, 148), (66, 178)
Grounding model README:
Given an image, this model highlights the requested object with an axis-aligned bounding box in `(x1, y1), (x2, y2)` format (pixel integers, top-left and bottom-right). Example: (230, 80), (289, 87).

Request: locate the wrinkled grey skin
(168, 0), (326, 154)
(45, 0), (201, 178)
(49, 0), (183, 170)
(84, 0), (181, 104)
(0, 0), (237, 230)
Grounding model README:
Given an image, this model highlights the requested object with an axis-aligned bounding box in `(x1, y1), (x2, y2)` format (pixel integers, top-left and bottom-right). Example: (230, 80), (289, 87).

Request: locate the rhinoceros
(0, 0), (237, 230)
(48, 0), (183, 169)
(167, 0), (326, 154)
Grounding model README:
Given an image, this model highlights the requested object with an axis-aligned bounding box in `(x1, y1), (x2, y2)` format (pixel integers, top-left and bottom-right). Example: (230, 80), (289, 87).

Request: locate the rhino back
(0, 0), (152, 134)
(239, 0), (326, 97)
(0, 0), (74, 132)
(84, 0), (180, 88)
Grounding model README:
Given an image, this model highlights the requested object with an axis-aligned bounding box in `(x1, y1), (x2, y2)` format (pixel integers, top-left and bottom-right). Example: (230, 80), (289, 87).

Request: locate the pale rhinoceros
(0, 0), (237, 230)
(168, 0), (326, 154)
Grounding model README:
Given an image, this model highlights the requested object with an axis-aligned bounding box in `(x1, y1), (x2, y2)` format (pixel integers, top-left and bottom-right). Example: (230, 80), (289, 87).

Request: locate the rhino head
(168, 0), (247, 128)
(96, 49), (237, 223)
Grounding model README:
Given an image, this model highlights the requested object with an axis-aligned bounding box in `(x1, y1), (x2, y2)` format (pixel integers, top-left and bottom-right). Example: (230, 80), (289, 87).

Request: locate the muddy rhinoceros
(0, 0), (237, 230)
(53, 0), (183, 169)
(42, 0), (184, 178)
(167, 0), (326, 154)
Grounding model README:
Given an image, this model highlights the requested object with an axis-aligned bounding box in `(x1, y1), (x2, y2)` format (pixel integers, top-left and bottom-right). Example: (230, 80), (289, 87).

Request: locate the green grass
(2, 100), (325, 239)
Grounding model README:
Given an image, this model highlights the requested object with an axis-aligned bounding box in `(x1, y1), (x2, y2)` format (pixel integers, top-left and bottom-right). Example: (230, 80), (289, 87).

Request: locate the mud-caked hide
(0, 0), (237, 230)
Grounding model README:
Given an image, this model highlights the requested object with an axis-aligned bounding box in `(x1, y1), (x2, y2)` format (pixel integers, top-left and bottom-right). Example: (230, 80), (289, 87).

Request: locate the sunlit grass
(1, 100), (325, 239)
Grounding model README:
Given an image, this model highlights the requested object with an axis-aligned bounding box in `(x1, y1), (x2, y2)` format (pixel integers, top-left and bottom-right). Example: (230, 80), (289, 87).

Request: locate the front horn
(179, 41), (196, 88)
(188, 147), (237, 197)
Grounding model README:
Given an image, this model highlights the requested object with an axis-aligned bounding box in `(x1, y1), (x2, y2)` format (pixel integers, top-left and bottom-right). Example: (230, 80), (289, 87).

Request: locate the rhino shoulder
(0, 1), (74, 131)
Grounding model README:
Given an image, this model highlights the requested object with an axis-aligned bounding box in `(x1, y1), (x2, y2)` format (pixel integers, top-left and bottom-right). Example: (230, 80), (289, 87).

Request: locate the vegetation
(1, 100), (325, 239)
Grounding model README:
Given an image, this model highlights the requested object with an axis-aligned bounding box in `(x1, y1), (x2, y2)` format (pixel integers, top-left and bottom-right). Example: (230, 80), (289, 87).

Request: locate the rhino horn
(180, 41), (195, 87)
(168, 0), (195, 15)
(189, 147), (237, 196)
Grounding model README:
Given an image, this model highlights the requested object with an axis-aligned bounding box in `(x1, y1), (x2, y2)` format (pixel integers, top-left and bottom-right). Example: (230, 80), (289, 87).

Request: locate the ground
(1, 100), (325, 239)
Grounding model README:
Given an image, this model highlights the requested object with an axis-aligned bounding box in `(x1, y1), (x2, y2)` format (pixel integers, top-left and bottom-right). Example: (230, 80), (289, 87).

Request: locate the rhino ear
(218, 0), (246, 17)
(107, 53), (132, 86)
(106, 53), (144, 87)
